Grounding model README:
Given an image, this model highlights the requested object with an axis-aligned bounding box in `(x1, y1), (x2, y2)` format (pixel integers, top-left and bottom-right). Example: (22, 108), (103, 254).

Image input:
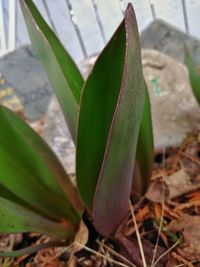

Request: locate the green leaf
(0, 184), (36, 212)
(0, 105), (82, 224)
(20, 0), (84, 141)
(134, 83), (154, 196)
(0, 197), (74, 240)
(76, 4), (145, 236)
(76, 19), (126, 210)
(0, 241), (67, 257)
(184, 45), (200, 105)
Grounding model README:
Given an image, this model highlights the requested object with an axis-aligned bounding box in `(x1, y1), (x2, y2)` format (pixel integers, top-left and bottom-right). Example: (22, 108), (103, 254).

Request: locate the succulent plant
(0, 0), (153, 255)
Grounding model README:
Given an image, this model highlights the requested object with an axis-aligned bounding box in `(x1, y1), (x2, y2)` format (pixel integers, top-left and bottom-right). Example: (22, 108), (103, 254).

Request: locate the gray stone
(0, 46), (53, 120)
(42, 96), (75, 174)
(141, 19), (200, 65)
(2, 21), (200, 174)
(42, 56), (97, 174)
(42, 56), (96, 174)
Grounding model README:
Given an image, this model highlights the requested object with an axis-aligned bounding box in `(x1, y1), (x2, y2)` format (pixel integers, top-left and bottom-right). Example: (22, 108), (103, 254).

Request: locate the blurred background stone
(142, 49), (200, 148)
(0, 46), (53, 120)
(141, 20), (200, 65)
(43, 48), (200, 176)
(42, 96), (75, 174)
(1, 21), (200, 174)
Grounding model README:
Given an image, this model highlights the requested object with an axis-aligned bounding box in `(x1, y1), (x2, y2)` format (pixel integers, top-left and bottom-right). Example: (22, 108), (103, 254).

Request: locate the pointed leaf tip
(20, 0), (84, 141)
(127, 2), (134, 12)
(92, 3), (145, 236)
(76, 2), (144, 237)
(76, 13), (126, 210)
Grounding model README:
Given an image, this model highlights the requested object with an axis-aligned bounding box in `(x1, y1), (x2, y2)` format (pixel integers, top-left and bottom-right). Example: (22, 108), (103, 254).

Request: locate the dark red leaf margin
(92, 3), (145, 237)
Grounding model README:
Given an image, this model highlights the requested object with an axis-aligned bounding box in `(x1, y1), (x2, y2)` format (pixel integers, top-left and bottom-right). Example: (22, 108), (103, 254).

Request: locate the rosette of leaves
(0, 0), (153, 255)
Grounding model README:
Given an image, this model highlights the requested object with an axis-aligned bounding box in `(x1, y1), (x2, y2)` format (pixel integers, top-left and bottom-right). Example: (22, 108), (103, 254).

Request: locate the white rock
(43, 49), (200, 174)
(142, 49), (200, 148)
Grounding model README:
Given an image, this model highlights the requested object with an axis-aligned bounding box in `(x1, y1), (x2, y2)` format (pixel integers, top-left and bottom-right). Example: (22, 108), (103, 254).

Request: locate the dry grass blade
(153, 239), (180, 267)
(151, 147), (166, 267)
(97, 240), (136, 267)
(75, 241), (130, 267)
(128, 200), (147, 267)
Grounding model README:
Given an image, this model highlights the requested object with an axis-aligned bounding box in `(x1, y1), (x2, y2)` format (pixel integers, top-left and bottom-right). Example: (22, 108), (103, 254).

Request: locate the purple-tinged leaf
(76, 12), (126, 210)
(93, 4), (145, 236)
(76, 3), (145, 236)
(116, 234), (167, 267)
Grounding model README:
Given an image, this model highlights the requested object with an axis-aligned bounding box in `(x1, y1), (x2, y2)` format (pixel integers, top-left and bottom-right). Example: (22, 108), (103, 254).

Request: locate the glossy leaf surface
(20, 0), (84, 141)
(184, 46), (200, 105)
(77, 4), (145, 236)
(134, 83), (154, 196)
(0, 105), (82, 224)
(0, 197), (74, 240)
(76, 17), (126, 210)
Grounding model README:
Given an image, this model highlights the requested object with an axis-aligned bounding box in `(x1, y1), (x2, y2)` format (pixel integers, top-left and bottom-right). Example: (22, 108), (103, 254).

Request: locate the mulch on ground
(0, 131), (200, 267)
